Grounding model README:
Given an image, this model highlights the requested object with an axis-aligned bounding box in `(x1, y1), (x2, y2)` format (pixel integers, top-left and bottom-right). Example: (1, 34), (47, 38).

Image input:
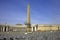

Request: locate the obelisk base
(27, 28), (31, 32)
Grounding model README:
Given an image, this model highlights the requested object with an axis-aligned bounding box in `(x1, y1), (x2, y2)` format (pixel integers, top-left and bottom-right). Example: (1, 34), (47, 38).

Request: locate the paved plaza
(0, 31), (60, 40)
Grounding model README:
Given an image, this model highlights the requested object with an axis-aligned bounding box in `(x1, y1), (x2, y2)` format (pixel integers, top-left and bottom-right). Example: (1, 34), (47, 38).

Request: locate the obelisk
(27, 3), (31, 32)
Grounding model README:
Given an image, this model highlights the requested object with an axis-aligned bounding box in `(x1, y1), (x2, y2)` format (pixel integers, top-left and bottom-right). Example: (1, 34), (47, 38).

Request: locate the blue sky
(0, 0), (60, 24)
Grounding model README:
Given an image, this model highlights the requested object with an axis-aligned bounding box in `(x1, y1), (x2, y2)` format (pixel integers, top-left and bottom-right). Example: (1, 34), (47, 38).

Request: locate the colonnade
(0, 26), (9, 32)
(32, 26), (37, 32)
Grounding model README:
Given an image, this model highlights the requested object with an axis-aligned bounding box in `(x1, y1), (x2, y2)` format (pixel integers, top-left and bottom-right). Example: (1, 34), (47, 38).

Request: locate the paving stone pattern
(0, 31), (60, 40)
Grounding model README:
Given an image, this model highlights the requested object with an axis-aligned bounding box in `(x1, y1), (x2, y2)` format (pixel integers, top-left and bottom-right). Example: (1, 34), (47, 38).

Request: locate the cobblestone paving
(0, 31), (60, 40)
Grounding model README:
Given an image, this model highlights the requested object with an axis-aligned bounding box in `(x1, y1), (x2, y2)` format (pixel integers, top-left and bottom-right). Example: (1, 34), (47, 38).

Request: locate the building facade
(0, 24), (60, 32)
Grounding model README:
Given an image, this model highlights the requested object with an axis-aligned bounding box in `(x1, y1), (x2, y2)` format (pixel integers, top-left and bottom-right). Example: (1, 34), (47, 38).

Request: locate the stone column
(32, 27), (33, 32)
(3, 27), (5, 32)
(35, 27), (37, 31)
(0, 27), (2, 32)
(6, 27), (8, 32)
(1, 27), (3, 32)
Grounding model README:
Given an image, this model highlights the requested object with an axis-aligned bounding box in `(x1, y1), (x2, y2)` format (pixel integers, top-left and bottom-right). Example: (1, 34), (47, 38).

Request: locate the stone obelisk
(27, 3), (31, 32)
